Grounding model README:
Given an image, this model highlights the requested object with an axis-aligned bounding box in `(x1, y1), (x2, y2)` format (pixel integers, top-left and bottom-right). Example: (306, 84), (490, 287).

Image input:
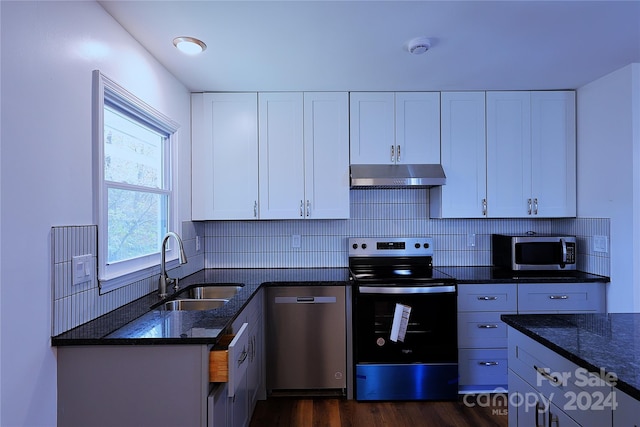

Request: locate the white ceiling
(98, 0), (640, 92)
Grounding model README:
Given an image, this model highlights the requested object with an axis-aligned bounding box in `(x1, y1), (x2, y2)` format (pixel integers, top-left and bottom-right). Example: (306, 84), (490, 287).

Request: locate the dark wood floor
(249, 395), (508, 427)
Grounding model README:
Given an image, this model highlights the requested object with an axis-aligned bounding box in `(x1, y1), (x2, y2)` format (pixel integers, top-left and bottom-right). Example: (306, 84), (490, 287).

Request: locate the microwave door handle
(560, 238), (567, 264)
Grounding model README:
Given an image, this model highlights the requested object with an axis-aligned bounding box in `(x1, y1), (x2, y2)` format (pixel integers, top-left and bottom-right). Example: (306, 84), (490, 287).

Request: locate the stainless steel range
(349, 237), (458, 401)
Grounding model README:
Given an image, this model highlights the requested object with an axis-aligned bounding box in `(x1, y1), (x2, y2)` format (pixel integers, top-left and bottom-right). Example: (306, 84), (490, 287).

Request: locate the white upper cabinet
(530, 91), (576, 217)
(486, 91), (533, 217)
(191, 92), (258, 220)
(350, 92), (440, 164)
(487, 91), (576, 218)
(431, 92), (487, 218)
(433, 90), (576, 218)
(303, 92), (350, 219)
(259, 92), (349, 219)
(258, 92), (305, 219)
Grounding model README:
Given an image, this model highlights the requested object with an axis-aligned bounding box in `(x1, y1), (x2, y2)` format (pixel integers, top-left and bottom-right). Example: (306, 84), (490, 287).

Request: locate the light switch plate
(72, 254), (94, 286)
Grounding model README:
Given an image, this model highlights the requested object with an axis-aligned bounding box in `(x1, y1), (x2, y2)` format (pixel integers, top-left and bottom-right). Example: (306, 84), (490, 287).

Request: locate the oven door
(353, 283), (459, 400)
(354, 284), (457, 364)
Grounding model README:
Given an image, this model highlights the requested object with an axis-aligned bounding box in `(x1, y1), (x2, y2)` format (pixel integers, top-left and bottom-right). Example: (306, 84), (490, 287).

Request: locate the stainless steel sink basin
(162, 299), (229, 311)
(187, 284), (242, 300)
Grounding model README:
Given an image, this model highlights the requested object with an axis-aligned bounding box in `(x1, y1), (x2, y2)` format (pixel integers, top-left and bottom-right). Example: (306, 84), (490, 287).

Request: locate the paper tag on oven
(390, 303), (411, 343)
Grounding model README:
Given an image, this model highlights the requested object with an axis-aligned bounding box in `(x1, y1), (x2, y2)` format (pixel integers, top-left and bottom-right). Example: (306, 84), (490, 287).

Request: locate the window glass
(94, 71), (179, 292)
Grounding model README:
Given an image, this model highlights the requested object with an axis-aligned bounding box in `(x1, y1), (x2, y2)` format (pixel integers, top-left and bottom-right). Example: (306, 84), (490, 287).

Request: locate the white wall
(577, 63), (640, 312)
(0, 2), (191, 425)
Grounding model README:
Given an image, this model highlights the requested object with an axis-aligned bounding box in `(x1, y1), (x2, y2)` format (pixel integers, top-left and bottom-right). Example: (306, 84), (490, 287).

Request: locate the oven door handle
(358, 285), (456, 294)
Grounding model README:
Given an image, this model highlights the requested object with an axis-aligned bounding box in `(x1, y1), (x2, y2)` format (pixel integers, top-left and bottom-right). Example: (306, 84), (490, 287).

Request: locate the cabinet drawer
(508, 328), (613, 427)
(459, 348), (508, 388)
(458, 312), (514, 348)
(517, 283), (605, 313)
(458, 284), (517, 312)
(210, 323), (249, 398)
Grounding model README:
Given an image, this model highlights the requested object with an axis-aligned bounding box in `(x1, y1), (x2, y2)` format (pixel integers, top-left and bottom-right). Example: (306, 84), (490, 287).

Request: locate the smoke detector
(407, 37), (431, 55)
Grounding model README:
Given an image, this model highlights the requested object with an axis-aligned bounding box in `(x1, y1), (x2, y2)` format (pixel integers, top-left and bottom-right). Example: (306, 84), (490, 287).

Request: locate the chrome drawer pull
(534, 365), (561, 385)
(478, 361), (499, 366)
(477, 324), (499, 329)
(477, 296), (498, 301)
(549, 295), (569, 300)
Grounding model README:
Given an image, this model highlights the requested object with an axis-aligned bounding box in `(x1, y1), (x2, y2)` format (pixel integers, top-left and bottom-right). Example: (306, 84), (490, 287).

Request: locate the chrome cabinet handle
(477, 296), (498, 301)
(535, 365), (561, 385)
(478, 361), (499, 366)
(254, 200), (258, 218)
(306, 200), (310, 217)
(299, 200), (304, 217)
(482, 198), (487, 216)
(528, 198), (533, 215)
(533, 197), (538, 215)
(549, 295), (569, 300)
(477, 324), (499, 329)
(535, 401), (544, 427)
(237, 348), (248, 366)
(396, 145), (401, 162)
(390, 145), (395, 162)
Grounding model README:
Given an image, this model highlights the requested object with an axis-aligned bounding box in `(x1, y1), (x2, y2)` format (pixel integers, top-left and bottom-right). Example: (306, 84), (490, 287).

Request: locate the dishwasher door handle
(274, 296), (337, 304)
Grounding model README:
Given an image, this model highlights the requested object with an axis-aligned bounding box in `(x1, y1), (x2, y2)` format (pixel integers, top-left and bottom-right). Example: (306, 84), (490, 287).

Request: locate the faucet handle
(172, 277), (179, 292)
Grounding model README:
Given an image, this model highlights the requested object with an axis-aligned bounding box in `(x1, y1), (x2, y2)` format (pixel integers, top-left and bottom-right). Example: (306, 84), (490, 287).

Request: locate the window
(93, 71), (180, 292)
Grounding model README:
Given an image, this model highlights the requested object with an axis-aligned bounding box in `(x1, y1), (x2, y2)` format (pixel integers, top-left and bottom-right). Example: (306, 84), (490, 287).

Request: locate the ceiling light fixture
(406, 37), (431, 55)
(173, 36), (207, 55)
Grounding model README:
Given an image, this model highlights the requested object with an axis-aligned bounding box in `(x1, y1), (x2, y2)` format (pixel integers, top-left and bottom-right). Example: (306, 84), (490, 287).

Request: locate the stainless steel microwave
(492, 234), (577, 271)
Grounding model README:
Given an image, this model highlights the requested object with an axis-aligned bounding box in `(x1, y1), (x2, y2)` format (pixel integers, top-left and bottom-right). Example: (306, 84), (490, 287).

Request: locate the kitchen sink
(162, 299), (229, 311)
(186, 284), (242, 300)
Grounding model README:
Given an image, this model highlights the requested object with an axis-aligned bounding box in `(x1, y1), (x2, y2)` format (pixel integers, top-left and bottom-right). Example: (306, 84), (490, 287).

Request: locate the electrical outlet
(593, 235), (608, 253)
(467, 233), (476, 247)
(292, 234), (301, 248)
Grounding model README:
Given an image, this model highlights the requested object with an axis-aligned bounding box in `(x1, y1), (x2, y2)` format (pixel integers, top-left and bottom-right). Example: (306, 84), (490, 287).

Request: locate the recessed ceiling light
(406, 37), (431, 55)
(173, 37), (207, 55)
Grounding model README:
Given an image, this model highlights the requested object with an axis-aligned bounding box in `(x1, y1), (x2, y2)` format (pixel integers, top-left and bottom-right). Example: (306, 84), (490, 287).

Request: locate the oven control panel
(349, 237), (434, 257)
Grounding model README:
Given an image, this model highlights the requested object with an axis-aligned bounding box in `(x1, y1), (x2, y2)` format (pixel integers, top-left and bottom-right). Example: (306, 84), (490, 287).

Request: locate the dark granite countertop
(51, 266), (609, 347)
(435, 266), (609, 284)
(51, 267), (350, 346)
(502, 313), (640, 401)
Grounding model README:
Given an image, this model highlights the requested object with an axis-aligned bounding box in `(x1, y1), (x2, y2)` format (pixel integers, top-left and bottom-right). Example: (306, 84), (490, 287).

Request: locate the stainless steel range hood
(350, 164), (446, 188)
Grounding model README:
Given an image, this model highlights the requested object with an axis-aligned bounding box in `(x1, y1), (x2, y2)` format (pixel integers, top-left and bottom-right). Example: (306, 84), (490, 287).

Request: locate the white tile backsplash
(52, 191), (609, 335)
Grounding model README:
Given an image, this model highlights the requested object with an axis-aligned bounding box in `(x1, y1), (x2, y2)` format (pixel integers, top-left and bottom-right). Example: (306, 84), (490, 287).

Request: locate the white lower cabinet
(508, 328), (613, 427)
(613, 388), (640, 427)
(458, 284), (517, 393)
(458, 282), (606, 394)
(208, 289), (264, 427)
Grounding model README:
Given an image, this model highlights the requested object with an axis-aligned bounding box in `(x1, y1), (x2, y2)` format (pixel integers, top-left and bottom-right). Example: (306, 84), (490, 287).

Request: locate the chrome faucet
(158, 232), (188, 298)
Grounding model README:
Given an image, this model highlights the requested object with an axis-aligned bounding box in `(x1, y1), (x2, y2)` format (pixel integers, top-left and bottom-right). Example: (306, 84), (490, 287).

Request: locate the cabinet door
(395, 92), (440, 164)
(349, 92), (395, 164)
(246, 291), (264, 416)
(508, 371), (548, 427)
(303, 92), (350, 219)
(613, 387), (640, 427)
(487, 91), (532, 218)
(258, 92), (304, 219)
(192, 93), (258, 220)
(208, 383), (228, 427)
(531, 91), (576, 217)
(431, 92), (487, 218)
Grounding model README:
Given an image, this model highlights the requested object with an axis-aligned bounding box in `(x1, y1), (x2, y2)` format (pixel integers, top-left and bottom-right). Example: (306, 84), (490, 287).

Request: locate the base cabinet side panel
(58, 345), (208, 427)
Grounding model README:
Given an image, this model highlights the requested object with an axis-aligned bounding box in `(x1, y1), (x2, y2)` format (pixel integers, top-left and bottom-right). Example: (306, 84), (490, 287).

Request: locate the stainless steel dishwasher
(266, 286), (346, 396)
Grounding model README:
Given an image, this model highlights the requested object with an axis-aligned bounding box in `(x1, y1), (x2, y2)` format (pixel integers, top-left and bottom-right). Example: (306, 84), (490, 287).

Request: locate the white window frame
(93, 70), (180, 293)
